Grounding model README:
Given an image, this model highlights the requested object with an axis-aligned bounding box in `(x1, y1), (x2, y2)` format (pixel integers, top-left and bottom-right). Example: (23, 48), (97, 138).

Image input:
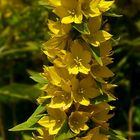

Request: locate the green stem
(0, 104), (6, 140)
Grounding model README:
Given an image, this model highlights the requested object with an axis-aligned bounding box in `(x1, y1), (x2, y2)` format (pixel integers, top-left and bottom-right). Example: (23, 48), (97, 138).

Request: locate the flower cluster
(33, 0), (115, 139)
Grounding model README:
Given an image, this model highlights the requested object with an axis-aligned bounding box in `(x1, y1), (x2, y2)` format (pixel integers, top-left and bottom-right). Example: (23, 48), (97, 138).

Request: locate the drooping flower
(91, 102), (113, 128)
(91, 64), (114, 79)
(99, 40), (113, 65)
(82, 16), (112, 47)
(54, 0), (83, 24)
(71, 76), (100, 106)
(68, 111), (89, 134)
(38, 108), (66, 135)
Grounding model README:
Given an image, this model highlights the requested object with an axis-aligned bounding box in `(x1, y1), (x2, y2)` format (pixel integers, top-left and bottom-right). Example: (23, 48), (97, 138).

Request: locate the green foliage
(9, 104), (46, 131)
(0, 83), (41, 103)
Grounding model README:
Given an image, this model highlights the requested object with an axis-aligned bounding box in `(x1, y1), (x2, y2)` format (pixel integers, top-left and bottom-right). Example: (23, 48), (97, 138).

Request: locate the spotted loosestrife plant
(10, 0), (125, 140)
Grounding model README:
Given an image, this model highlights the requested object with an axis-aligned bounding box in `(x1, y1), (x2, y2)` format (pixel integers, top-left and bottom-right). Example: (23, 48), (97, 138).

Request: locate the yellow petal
(61, 15), (74, 24)
(99, 0), (114, 12)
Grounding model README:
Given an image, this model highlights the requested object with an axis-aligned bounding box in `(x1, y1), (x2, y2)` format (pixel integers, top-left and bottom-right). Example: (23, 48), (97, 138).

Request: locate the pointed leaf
(91, 47), (103, 66)
(9, 104), (46, 131)
(73, 22), (90, 35)
(55, 120), (76, 140)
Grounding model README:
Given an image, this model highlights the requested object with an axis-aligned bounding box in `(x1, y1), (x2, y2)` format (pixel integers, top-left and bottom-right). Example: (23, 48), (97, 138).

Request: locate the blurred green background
(0, 0), (140, 140)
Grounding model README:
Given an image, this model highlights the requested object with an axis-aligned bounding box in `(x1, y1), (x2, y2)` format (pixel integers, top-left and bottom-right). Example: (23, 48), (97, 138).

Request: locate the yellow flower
(88, 127), (109, 140)
(80, 0), (101, 18)
(80, 0), (114, 18)
(43, 66), (73, 86)
(45, 82), (72, 110)
(72, 76), (100, 106)
(99, 41), (113, 65)
(54, 0), (83, 24)
(98, 0), (114, 13)
(75, 127), (109, 140)
(33, 129), (54, 140)
(68, 111), (89, 134)
(43, 66), (62, 86)
(38, 108), (66, 135)
(91, 102), (113, 127)
(82, 16), (112, 47)
(43, 35), (69, 61)
(65, 41), (91, 74)
(48, 20), (71, 36)
(48, 0), (61, 7)
(91, 64), (114, 78)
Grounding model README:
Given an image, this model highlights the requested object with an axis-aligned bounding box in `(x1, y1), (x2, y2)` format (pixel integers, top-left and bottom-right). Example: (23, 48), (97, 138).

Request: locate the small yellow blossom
(45, 82), (72, 109)
(54, 0), (83, 24)
(48, 0), (61, 7)
(72, 76), (100, 106)
(66, 41), (91, 74)
(99, 41), (113, 65)
(98, 0), (114, 13)
(68, 111), (89, 134)
(75, 127), (109, 140)
(91, 64), (114, 78)
(38, 108), (66, 135)
(80, 0), (101, 18)
(43, 66), (62, 86)
(82, 16), (112, 47)
(33, 129), (54, 140)
(43, 35), (69, 61)
(43, 66), (73, 87)
(48, 20), (71, 36)
(91, 102), (113, 127)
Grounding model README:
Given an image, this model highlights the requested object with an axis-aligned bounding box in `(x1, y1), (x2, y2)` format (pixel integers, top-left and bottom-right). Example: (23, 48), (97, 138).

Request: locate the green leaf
(100, 128), (127, 140)
(104, 11), (123, 18)
(9, 104), (46, 131)
(91, 94), (109, 105)
(134, 106), (140, 125)
(0, 83), (41, 103)
(91, 47), (103, 66)
(55, 120), (76, 140)
(73, 22), (90, 35)
(28, 70), (48, 84)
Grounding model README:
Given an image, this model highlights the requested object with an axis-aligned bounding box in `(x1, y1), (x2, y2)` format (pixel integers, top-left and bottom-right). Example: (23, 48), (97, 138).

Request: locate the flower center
(74, 56), (82, 66)
(68, 9), (75, 16)
(78, 88), (85, 94)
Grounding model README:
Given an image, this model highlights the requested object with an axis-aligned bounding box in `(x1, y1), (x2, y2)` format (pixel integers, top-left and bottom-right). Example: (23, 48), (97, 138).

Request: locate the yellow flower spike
(48, 20), (71, 36)
(54, 0), (83, 24)
(64, 40), (91, 74)
(82, 16), (112, 47)
(38, 108), (66, 135)
(68, 111), (89, 134)
(72, 76), (100, 106)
